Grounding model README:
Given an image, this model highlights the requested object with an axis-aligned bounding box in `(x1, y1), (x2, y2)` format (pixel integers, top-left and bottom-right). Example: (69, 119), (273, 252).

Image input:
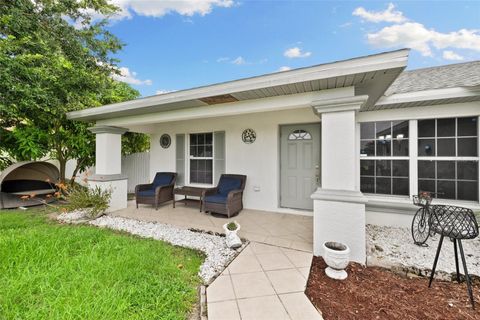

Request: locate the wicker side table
(173, 186), (207, 212)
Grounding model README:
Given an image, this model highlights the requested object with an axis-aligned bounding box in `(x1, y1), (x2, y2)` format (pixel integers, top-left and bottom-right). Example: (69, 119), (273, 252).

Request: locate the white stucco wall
(149, 108), (319, 214)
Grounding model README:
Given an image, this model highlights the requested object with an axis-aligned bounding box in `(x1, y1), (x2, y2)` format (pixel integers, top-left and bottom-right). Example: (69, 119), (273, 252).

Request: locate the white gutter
(376, 86), (480, 106)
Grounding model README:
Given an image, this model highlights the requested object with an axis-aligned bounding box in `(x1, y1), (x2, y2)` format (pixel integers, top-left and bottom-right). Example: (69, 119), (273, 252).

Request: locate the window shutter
(214, 131), (225, 185)
(176, 134), (185, 186)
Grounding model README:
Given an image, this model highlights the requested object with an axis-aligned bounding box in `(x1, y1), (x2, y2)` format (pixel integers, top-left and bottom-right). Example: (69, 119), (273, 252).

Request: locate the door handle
(315, 165), (320, 185)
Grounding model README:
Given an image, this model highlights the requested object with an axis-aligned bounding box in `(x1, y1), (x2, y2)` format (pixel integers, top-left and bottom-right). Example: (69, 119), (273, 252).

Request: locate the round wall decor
(242, 128), (256, 144)
(160, 134), (171, 148)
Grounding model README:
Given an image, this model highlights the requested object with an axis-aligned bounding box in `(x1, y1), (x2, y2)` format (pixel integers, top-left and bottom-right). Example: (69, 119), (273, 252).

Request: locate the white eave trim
(376, 86), (480, 106)
(67, 49), (409, 121)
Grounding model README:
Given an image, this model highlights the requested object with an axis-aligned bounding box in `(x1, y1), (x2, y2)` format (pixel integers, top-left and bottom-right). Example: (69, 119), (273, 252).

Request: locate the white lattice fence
(122, 152), (150, 193)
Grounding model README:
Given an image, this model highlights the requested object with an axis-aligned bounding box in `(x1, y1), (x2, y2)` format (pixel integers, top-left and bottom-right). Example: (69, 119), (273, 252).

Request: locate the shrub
(66, 185), (111, 218)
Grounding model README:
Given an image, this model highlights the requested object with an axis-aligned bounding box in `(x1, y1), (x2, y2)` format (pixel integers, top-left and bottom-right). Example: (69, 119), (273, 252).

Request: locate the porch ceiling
(67, 49), (409, 122)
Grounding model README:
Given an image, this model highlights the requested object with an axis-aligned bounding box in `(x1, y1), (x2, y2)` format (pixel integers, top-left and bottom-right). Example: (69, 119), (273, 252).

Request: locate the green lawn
(0, 210), (204, 320)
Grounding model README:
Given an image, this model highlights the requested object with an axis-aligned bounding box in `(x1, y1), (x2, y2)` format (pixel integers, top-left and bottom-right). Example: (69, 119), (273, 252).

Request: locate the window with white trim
(288, 129), (312, 141)
(189, 133), (213, 184)
(417, 117), (478, 201)
(360, 121), (410, 196)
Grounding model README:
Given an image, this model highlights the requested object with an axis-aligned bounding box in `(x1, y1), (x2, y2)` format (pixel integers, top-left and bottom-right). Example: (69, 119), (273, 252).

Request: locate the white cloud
(116, 0), (234, 19)
(442, 50), (465, 61)
(217, 56), (267, 65)
(112, 67), (152, 85)
(284, 47), (311, 58)
(156, 89), (176, 95)
(231, 56), (246, 65)
(78, 0), (235, 22)
(353, 3), (407, 23)
(366, 22), (434, 56)
(366, 22), (480, 57)
(354, 4), (480, 58)
(277, 66), (291, 72)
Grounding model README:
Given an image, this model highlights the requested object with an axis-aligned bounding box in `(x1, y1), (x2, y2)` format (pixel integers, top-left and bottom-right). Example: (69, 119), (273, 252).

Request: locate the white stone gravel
(89, 215), (237, 283)
(367, 224), (480, 278)
(57, 210), (89, 223)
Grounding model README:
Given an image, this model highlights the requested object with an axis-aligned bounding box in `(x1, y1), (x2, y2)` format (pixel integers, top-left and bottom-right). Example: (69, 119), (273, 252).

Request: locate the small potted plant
(223, 221), (242, 248)
(323, 241), (350, 280)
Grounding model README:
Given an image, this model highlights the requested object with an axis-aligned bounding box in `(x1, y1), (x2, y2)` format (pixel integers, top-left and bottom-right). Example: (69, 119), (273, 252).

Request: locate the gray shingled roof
(385, 61), (480, 96)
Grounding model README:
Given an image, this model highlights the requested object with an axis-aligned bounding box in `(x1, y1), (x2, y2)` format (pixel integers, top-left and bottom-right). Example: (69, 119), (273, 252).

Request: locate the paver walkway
(207, 242), (323, 320)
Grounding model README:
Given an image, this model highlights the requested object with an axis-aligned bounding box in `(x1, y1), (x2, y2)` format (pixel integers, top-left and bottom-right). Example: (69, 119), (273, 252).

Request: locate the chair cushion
(218, 177), (242, 196)
(137, 190), (155, 198)
(152, 173), (173, 188)
(204, 194), (228, 204)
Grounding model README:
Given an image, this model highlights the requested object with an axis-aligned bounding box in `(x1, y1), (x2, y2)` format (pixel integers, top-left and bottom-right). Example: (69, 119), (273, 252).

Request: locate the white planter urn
(323, 241), (350, 280)
(223, 221), (242, 249)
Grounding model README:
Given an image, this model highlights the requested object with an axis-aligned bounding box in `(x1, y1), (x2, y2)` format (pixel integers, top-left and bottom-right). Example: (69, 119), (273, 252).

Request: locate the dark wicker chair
(135, 172), (177, 210)
(202, 174), (247, 218)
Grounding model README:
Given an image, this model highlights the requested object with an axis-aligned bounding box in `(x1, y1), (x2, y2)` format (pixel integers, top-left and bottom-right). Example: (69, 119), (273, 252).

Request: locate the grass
(0, 210), (204, 320)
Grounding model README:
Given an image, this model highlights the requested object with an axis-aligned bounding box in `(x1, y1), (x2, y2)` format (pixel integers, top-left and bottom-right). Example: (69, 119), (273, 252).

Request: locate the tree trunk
(58, 157), (66, 183)
(70, 159), (83, 186)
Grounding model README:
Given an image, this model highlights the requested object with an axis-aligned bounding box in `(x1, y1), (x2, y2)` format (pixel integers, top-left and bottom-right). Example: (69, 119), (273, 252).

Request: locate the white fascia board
(68, 49), (409, 121)
(357, 101), (480, 122)
(96, 87), (354, 127)
(376, 86), (480, 106)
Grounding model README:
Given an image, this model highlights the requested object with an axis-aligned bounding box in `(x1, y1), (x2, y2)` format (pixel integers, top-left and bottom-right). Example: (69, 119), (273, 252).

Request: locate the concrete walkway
(207, 242), (323, 320)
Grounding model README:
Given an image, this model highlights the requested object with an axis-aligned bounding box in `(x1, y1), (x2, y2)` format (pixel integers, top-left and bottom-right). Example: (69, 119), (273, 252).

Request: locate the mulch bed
(306, 257), (480, 320)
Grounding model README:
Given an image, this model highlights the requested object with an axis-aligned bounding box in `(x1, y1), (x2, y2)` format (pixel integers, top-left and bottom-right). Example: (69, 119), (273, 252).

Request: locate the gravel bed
(57, 210), (90, 223)
(90, 215), (237, 283)
(367, 224), (480, 278)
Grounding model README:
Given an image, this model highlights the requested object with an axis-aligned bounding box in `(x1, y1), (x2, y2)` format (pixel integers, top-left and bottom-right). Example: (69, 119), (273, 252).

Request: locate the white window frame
(186, 132), (215, 186)
(359, 120), (411, 197)
(358, 115), (480, 204)
(416, 117), (479, 201)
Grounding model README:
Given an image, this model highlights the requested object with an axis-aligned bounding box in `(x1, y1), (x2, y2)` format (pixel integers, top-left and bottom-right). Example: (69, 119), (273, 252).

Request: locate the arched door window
(288, 129), (312, 141)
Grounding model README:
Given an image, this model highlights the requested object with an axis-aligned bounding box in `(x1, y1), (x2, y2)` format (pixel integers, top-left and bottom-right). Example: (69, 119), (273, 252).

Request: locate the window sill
(184, 183), (215, 188)
(365, 194), (480, 215)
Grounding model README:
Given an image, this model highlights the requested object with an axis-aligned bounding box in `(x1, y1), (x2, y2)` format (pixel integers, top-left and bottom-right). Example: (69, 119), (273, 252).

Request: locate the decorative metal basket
(413, 192), (432, 207)
(430, 205), (479, 240)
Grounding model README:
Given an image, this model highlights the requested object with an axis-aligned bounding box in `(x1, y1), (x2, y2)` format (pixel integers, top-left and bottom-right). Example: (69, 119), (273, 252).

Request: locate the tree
(0, 0), (149, 180)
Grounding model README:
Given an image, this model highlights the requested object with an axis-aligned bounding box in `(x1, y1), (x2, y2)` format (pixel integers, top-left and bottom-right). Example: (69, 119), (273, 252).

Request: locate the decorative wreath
(242, 129), (256, 144)
(160, 134), (171, 149)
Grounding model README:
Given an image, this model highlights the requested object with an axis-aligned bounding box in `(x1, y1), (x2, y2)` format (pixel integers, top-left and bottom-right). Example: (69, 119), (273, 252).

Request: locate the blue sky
(104, 1), (480, 97)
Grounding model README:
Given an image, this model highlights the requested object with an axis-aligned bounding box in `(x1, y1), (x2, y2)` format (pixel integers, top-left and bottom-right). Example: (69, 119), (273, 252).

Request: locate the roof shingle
(385, 61), (480, 96)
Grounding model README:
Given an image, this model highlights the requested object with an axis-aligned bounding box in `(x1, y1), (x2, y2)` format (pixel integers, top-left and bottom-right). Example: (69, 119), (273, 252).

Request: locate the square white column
(88, 125), (128, 212)
(311, 96), (369, 264)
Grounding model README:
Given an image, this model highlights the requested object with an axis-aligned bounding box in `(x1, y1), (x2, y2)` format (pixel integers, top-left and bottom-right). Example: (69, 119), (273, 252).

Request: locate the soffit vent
(199, 94), (239, 105)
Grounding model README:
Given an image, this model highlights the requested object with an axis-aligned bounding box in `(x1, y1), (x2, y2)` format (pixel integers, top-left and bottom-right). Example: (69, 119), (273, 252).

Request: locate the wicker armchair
(135, 172), (177, 210)
(202, 174), (247, 218)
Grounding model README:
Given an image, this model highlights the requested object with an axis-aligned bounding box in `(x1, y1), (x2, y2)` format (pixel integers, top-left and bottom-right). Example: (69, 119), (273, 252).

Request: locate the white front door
(280, 124), (321, 210)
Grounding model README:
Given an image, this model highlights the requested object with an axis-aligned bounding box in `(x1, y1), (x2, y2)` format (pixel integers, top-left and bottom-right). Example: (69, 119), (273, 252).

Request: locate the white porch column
(311, 96), (369, 264)
(88, 125), (128, 212)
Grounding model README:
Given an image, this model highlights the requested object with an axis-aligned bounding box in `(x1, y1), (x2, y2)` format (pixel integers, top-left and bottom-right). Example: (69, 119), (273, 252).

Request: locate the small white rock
(366, 224), (480, 277)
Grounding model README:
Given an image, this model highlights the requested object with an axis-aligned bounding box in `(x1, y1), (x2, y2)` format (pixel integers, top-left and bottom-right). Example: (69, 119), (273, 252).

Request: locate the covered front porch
(68, 49), (411, 263)
(111, 200), (314, 252)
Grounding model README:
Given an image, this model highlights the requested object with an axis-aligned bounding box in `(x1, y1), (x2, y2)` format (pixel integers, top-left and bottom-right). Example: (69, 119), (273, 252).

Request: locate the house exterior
(68, 49), (480, 263)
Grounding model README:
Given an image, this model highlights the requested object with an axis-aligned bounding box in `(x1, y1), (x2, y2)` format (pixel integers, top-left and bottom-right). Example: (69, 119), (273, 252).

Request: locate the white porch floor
(111, 200), (314, 252)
